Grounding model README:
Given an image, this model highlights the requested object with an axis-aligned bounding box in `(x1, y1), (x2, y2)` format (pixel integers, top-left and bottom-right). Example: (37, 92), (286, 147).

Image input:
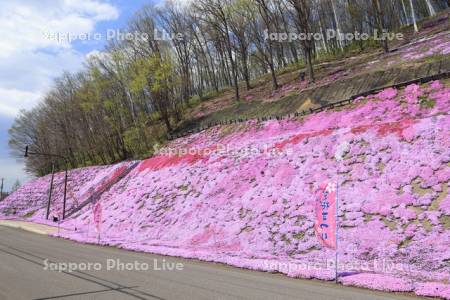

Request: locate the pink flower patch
(404, 83), (423, 104)
(415, 282), (450, 299)
(375, 87), (398, 101)
(340, 273), (413, 292)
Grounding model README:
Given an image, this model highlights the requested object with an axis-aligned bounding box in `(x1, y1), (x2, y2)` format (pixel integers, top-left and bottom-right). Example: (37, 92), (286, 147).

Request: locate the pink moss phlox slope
(0, 162), (134, 223)
(2, 81), (450, 298)
(400, 32), (450, 61)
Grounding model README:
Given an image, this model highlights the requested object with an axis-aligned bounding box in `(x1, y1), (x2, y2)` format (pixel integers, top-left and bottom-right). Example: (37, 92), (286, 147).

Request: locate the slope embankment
(176, 32), (450, 136)
(1, 80), (449, 298)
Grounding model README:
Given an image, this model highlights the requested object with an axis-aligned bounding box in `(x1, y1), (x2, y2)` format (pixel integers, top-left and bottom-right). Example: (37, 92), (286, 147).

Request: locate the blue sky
(0, 0), (154, 192)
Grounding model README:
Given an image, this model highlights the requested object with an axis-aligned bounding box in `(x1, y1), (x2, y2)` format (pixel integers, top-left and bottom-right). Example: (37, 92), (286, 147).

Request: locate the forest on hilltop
(9, 0), (448, 175)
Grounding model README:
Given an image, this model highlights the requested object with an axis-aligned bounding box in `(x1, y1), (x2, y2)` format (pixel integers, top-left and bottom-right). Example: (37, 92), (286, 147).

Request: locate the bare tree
(288, 0), (315, 82)
(194, 0), (240, 101)
(372, 0), (389, 52)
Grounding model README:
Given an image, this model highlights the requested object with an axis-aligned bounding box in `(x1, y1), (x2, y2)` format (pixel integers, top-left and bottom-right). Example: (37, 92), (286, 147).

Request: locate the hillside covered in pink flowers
(1, 80), (449, 298)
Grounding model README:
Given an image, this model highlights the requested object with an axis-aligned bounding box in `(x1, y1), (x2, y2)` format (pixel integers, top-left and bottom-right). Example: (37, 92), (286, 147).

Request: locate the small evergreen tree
(11, 180), (21, 193)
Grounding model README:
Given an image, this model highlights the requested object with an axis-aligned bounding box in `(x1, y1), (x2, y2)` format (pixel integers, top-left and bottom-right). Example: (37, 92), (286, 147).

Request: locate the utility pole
(0, 178), (4, 201)
(63, 165), (68, 219)
(46, 164), (55, 220)
(24, 146), (70, 220)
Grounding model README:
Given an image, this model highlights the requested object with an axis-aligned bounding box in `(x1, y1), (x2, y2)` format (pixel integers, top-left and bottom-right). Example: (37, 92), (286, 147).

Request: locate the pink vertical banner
(314, 182), (337, 250)
(93, 201), (102, 233)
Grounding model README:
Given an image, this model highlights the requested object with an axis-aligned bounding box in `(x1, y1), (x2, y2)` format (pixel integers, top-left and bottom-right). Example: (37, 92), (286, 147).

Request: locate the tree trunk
(318, 14), (328, 53)
(241, 53), (251, 90)
(400, 0), (409, 25)
(425, 0), (436, 16)
(268, 61), (278, 90)
(331, 0), (343, 50)
(162, 111), (172, 132)
(291, 0), (315, 82)
(224, 23), (240, 101)
(305, 46), (315, 82)
(409, 0), (419, 32)
(373, 0), (389, 53)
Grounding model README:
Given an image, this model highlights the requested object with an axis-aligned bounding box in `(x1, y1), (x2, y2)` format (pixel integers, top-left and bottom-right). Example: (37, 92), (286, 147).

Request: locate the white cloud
(158, 0), (193, 9)
(63, 0), (120, 21)
(0, 0), (119, 118)
(0, 49), (73, 115)
(85, 49), (110, 61)
(0, 1), (118, 58)
(0, 89), (42, 117)
(0, 1), (119, 183)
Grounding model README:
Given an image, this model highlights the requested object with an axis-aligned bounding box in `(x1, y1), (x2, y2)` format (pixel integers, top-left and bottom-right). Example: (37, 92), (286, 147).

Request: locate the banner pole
(335, 167), (339, 284)
(334, 140), (348, 284)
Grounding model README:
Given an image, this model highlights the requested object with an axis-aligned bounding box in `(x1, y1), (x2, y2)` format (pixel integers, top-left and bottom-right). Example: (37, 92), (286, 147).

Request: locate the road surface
(0, 226), (420, 300)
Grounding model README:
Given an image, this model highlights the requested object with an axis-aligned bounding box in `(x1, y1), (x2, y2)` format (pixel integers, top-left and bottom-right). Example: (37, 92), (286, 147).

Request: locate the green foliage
(422, 54), (447, 63)
(277, 61), (306, 76)
(419, 95), (436, 109)
(23, 210), (36, 218)
(123, 127), (145, 156)
(130, 54), (176, 95)
(342, 37), (379, 54)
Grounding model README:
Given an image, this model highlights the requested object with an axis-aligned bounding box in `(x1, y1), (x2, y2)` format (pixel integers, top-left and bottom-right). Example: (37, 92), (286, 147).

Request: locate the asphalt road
(0, 226), (421, 300)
